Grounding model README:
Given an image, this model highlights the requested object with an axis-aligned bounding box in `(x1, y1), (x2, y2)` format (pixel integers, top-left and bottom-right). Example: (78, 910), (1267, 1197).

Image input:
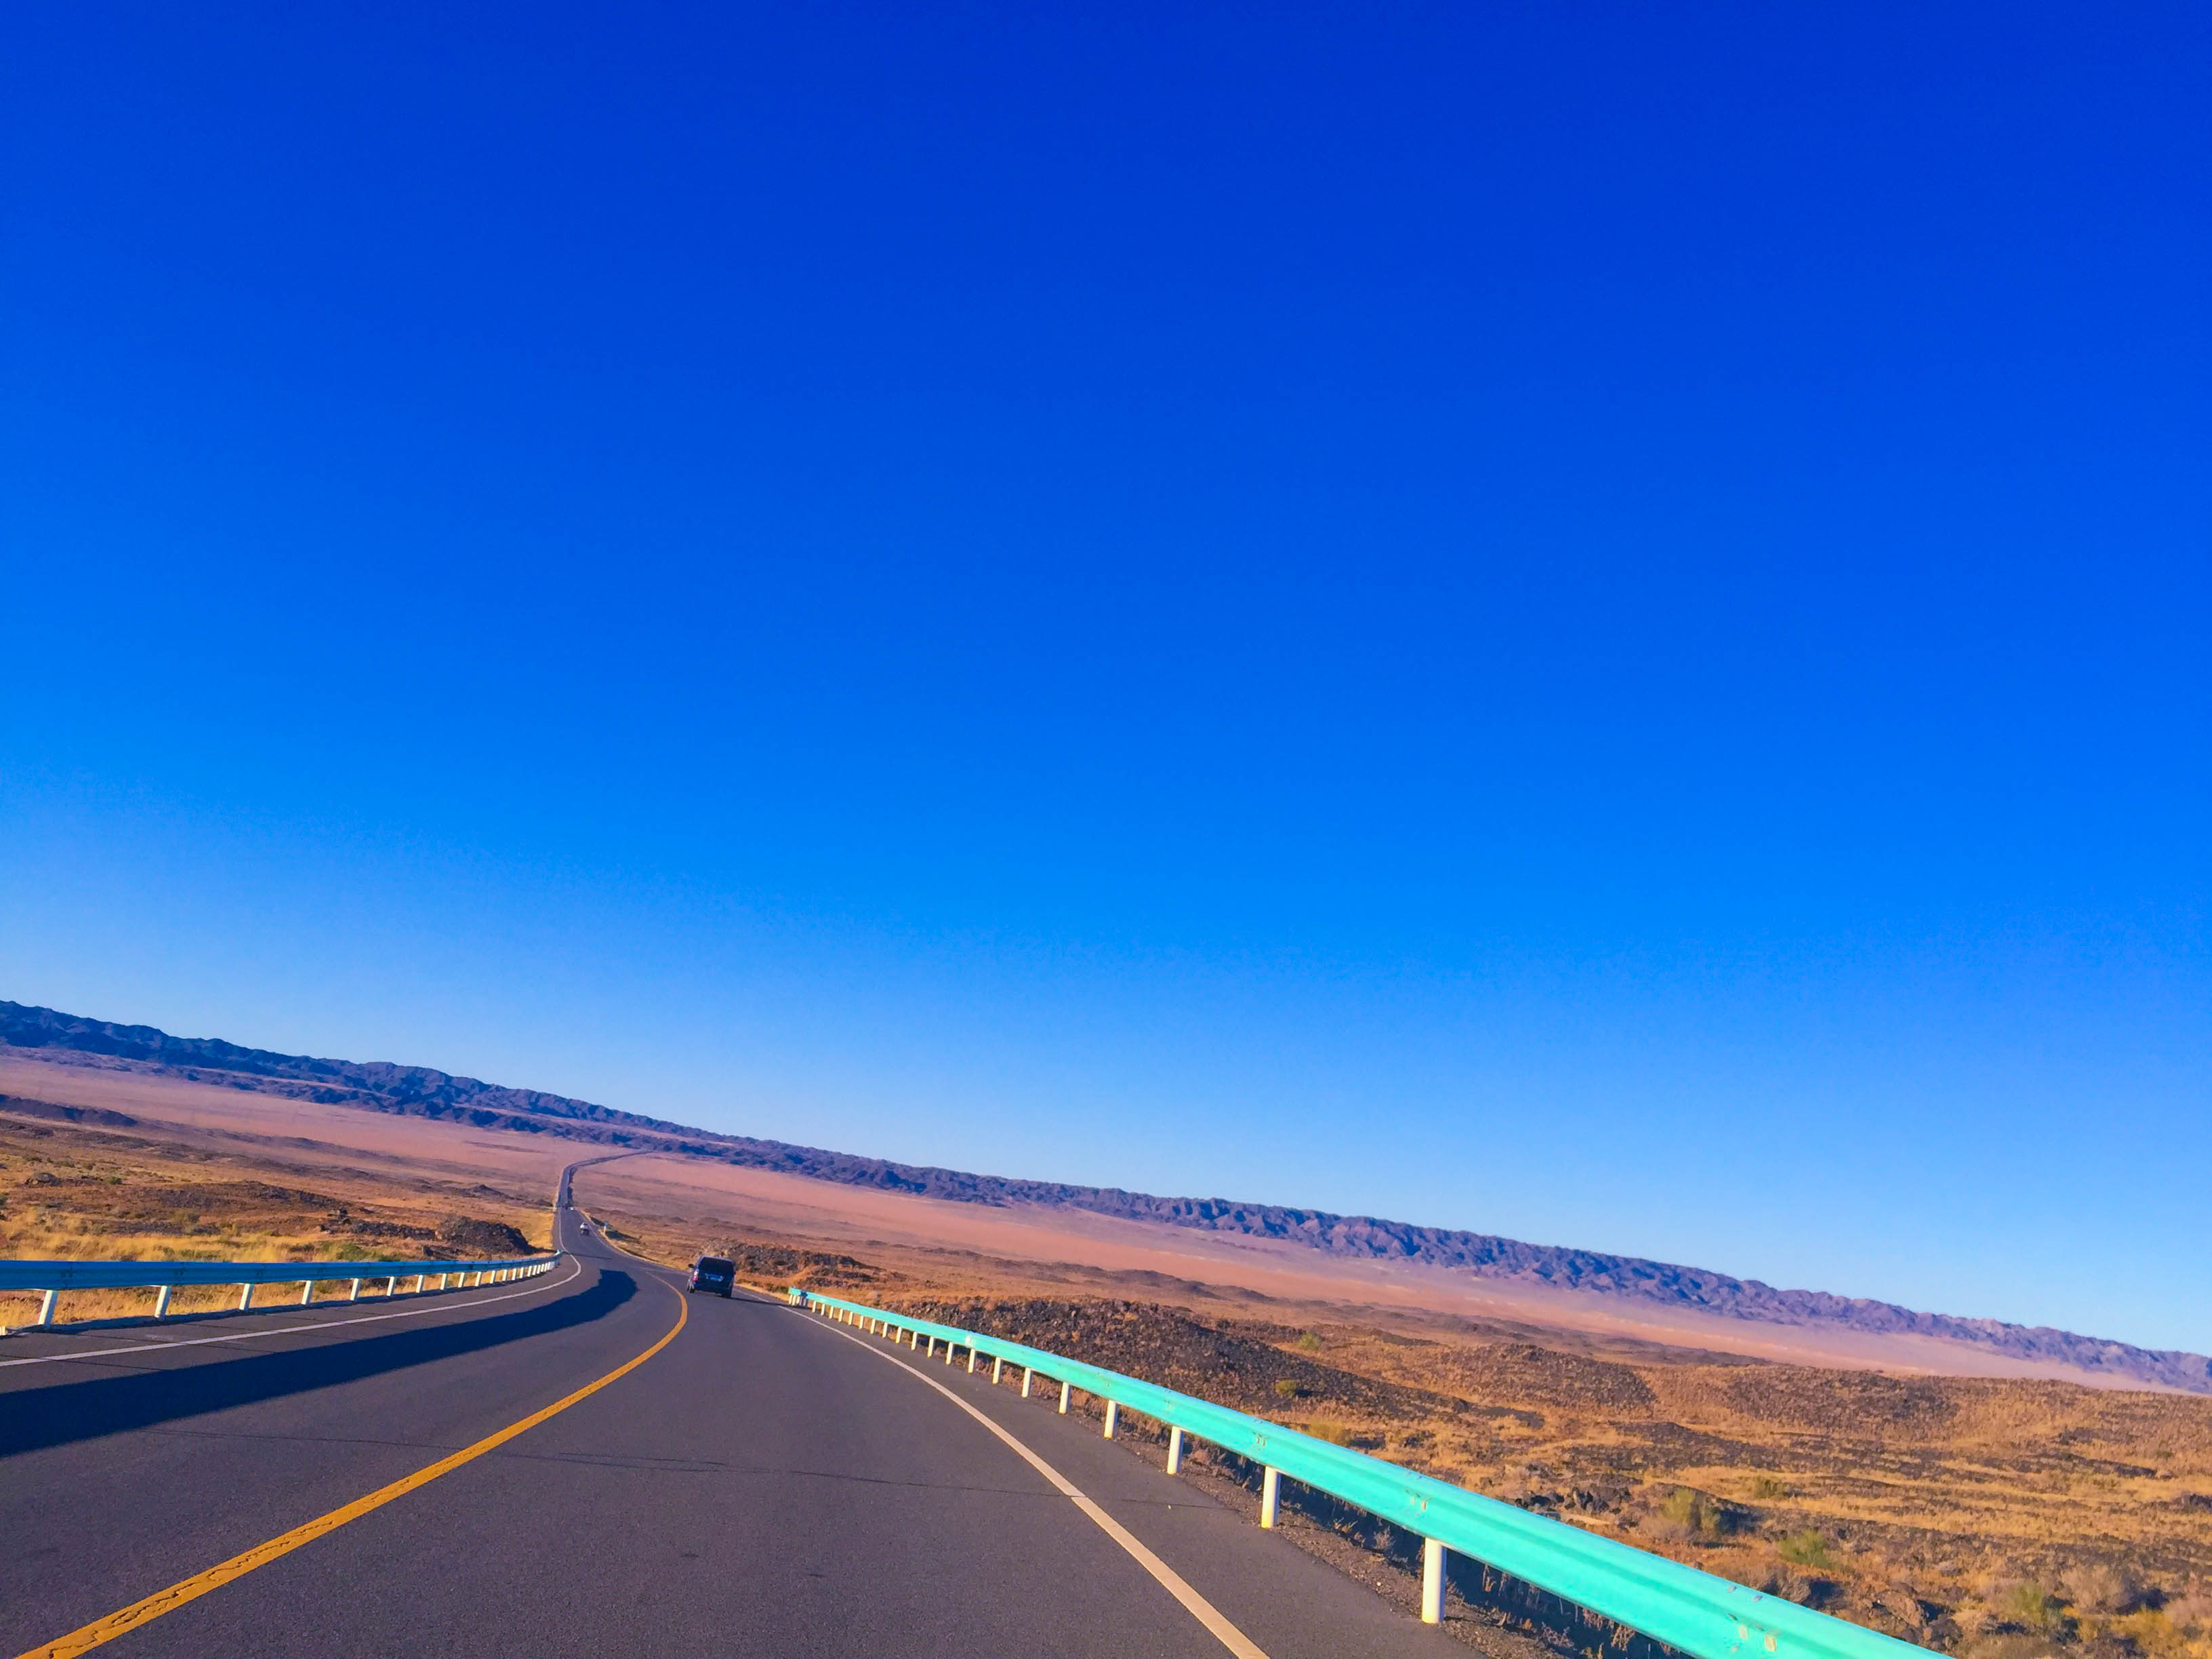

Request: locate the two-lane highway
(2, 1171), (1462, 1656)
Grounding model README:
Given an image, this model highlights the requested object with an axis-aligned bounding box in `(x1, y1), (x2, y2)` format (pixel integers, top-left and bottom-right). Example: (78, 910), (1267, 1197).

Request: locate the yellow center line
(18, 1274), (688, 1659)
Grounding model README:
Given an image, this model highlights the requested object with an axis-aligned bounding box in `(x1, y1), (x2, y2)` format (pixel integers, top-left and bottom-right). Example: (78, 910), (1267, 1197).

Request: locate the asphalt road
(0, 1164), (1465, 1657)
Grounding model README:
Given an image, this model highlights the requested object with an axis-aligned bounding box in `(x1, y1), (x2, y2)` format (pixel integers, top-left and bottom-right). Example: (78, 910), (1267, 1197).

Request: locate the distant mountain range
(6, 997), (2206, 1393)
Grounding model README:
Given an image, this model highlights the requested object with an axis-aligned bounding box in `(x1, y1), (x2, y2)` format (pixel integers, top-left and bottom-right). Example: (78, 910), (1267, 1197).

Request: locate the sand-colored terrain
(0, 1052), (572, 1195)
(577, 1179), (2212, 1659)
(9, 1044), (2209, 1657)
(4, 1044), (2165, 1392)
(0, 1052), (561, 1327)
(571, 1149), (2164, 1391)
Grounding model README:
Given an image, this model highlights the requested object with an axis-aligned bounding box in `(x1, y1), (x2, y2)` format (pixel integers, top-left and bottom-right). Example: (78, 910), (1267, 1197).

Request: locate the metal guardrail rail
(0, 1252), (562, 1329)
(796, 1290), (1935, 1659)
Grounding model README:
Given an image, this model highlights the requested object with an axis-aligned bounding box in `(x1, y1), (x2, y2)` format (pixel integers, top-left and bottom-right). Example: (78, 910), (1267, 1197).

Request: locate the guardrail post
(943, 1339), (954, 1366)
(437, 1273), (449, 1290)
(1167, 1426), (1185, 1473)
(300, 1281), (314, 1305)
(991, 1356), (1004, 1384)
(154, 1285), (173, 1319)
(1103, 1401), (1119, 1439)
(413, 1274), (425, 1292)
(1261, 1467), (1282, 1528)
(1421, 1538), (1446, 1623)
(35, 1288), (58, 1327)
(1021, 1367), (1033, 1398)
(1058, 1380), (1071, 1415)
(387, 1275), (401, 1296)
(966, 1343), (978, 1374)
(239, 1284), (254, 1310)
(348, 1278), (363, 1302)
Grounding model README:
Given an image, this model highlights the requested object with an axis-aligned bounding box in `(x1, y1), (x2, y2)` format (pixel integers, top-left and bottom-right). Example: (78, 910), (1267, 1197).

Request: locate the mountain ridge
(6, 998), (2203, 1393)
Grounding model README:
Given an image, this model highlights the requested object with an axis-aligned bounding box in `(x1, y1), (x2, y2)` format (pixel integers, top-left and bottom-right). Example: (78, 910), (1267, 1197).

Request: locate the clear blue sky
(3, 3), (2205, 1351)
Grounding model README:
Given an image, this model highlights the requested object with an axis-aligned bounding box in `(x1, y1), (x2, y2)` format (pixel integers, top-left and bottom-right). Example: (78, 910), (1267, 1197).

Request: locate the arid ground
(6, 1046), (2207, 1659)
(0, 1051), (561, 1325)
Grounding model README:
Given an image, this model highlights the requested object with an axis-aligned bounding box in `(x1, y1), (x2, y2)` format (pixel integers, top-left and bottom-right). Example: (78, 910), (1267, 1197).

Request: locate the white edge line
(808, 1309), (1270, 1659)
(0, 1254), (587, 1369)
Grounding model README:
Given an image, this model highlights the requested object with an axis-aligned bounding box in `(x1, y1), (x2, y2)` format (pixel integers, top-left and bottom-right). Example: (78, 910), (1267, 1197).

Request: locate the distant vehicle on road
(689, 1255), (735, 1296)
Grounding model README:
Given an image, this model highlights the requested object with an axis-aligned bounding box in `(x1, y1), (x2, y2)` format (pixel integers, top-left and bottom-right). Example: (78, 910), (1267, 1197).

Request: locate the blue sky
(3, 3), (2206, 1351)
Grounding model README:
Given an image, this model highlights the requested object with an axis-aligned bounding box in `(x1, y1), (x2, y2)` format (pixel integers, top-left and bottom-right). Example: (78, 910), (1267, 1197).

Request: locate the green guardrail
(794, 1289), (1933, 1659)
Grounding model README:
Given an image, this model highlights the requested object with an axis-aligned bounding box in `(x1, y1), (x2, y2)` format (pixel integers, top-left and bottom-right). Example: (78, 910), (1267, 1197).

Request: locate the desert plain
(5, 1045), (2207, 1659)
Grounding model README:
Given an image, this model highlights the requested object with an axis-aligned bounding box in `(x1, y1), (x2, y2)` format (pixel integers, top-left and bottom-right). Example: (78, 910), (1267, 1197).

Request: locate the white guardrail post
(794, 1290), (1944, 1659)
(1422, 1537), (1448, 1624)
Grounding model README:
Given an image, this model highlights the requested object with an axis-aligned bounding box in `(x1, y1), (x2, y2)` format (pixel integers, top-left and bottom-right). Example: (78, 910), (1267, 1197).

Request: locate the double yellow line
(21, 1279), (687, 1658)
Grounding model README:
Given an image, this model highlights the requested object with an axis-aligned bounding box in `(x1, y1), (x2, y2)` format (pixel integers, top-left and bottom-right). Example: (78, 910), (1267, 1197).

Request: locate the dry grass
(572, 1184), (2211, 1659)
(0, 1113), (554, 1331)
(929, 1298), (2212, 1656)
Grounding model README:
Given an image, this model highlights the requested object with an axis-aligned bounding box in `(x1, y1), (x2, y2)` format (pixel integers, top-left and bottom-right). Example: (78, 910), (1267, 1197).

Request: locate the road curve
(1, 1165), (1463, 1657)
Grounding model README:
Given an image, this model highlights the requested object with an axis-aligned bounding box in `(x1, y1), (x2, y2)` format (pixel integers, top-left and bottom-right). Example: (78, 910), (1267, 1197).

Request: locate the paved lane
(2, 1169), (1460, 1657)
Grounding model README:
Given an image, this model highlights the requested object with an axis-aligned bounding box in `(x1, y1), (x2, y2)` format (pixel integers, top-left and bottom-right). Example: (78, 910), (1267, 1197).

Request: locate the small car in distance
(689, 1255), (736, 1296)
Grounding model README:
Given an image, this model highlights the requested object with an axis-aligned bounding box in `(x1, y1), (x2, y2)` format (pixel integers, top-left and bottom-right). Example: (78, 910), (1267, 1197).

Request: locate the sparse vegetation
(9, 1047), (2208, 1659)
(1774, 1528), (1841, 1572)
(0, 1113), (552, 1330)
(1651, 1487), (1738, 1544)
(1994, 1580), (2068, 1636)
(787, 1288), (2212, 1658)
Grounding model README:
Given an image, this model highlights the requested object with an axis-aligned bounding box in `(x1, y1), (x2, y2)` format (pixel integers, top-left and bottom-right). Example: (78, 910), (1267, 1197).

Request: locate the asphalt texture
(0, 1164), (1466, 1657)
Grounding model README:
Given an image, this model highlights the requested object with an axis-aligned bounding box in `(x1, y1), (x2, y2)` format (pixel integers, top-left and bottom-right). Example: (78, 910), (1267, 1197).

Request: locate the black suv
(688, 1255), (735, 1296)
